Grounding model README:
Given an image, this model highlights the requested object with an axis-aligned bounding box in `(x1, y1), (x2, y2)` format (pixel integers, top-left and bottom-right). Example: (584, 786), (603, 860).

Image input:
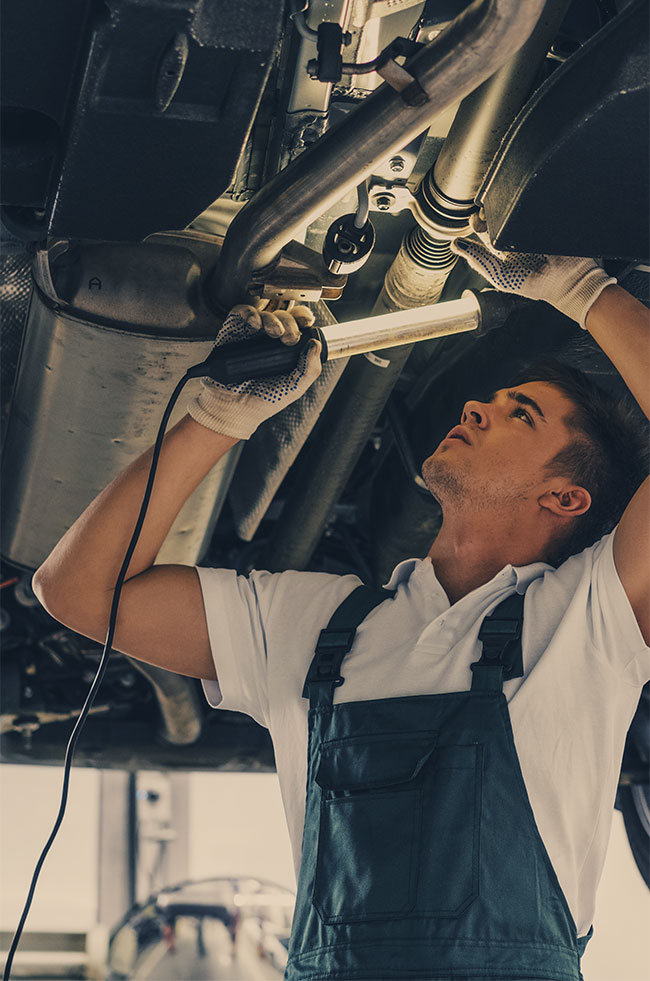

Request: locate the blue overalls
(285, 585), (592, 981)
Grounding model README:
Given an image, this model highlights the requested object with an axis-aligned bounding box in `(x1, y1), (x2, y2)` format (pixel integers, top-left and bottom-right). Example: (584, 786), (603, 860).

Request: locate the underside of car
(1, 0), (648, 882)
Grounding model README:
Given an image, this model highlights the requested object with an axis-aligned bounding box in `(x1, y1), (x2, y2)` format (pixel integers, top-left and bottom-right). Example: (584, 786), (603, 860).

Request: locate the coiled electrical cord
(2, 369), (194, 981)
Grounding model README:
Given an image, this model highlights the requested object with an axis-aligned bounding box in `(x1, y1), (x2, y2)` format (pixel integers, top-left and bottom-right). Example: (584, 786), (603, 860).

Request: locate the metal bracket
(32, 240), (71, 305)
(247, 240), (347, 302)
(368, 182), (414, 215)
(377, 58), (428, 107)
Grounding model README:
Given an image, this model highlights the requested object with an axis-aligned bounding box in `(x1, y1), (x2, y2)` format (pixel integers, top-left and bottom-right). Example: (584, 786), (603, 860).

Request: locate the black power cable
(3, 327), (321, 979)
(2, 370), (192, 981)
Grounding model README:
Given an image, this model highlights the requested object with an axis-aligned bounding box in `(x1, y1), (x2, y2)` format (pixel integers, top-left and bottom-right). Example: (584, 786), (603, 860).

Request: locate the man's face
(421, 381), (578, 514)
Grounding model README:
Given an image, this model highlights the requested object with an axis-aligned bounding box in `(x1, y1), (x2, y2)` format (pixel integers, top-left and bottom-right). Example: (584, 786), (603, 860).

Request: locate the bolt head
(374, 193), (395, 211)
(389, 157), (405, 173)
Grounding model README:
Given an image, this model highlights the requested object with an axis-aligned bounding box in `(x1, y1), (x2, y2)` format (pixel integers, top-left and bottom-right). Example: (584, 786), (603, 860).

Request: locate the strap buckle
(478, 617), (522, 640)
(312, 627), (357, 681)
(478, 616), (522, 662)
(316, 627), (356, 650)
(301, 628), (356, 698)
(302, 585), (396, 703)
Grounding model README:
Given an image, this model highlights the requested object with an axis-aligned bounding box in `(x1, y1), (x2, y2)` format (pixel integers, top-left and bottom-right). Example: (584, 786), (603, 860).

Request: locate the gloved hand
(188, 303), (322, 439)
(451, 220), (616, 329)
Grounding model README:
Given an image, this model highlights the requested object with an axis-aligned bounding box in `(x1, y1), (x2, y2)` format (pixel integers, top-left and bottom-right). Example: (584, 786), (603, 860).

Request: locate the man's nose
(461, 400), (490, 427)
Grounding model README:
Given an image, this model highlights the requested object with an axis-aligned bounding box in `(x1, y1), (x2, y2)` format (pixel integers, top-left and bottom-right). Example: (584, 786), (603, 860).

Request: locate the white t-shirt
(197, 527), (649, 938)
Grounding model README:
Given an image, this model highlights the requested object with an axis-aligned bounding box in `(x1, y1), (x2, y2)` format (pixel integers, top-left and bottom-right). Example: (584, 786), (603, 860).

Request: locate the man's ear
(538, 484), (592, 518)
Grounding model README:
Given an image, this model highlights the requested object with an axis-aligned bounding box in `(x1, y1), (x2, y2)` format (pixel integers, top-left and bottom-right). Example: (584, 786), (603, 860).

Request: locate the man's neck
(426, 510), (547, 605)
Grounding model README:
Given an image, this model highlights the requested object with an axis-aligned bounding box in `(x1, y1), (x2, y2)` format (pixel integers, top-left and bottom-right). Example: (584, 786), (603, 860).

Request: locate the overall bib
(285, 586), (592, 981)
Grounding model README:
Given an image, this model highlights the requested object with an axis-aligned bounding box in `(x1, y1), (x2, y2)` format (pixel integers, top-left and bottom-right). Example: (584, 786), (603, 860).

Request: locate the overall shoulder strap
(470, 592), (525, 693)
(303, 584), (396, 708)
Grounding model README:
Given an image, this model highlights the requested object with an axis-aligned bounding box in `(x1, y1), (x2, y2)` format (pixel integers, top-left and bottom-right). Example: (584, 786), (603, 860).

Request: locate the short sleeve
(194, 566), (274, 727)
(194, 565), (363, 728)
(586, 528), (650, 686)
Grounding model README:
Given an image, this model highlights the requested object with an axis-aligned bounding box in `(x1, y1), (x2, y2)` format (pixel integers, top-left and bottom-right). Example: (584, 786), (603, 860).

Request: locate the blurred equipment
(107, 877), (295, 980)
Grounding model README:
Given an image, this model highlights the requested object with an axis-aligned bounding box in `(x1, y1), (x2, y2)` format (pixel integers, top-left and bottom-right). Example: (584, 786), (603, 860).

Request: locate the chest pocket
(313, 731), (482, 924)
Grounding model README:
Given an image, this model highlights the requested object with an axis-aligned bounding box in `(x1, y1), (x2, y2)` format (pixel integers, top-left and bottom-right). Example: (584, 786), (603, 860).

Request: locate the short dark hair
(508, 359), (649, 567)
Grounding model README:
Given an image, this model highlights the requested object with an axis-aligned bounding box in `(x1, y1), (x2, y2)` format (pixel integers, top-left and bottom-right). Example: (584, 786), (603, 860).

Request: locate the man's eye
(513, 406), (533, 426)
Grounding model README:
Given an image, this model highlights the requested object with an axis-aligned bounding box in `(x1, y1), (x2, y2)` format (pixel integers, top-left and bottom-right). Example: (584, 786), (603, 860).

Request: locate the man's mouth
(444, 426), (471, 445)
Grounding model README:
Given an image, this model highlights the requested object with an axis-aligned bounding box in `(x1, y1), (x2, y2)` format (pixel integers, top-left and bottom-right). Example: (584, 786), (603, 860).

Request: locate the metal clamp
(248, 240), (347, 302)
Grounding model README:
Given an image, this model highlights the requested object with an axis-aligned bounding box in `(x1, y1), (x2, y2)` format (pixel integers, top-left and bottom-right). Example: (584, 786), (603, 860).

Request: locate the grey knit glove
(451, 233), (616, 329)
(188, 304), (322, 440)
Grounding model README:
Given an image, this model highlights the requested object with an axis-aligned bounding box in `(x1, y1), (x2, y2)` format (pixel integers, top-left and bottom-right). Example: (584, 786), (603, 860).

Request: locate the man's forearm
(584, 284), (650, 420)
(33, 414), (238, 608)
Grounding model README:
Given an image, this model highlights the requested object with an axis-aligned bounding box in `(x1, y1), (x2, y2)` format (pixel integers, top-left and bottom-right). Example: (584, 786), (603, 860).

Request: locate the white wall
(187, 771), (295, 891)
(581, 809), (650, 981)
(1, 764), (648, 981)
(0, 764), (100, 932)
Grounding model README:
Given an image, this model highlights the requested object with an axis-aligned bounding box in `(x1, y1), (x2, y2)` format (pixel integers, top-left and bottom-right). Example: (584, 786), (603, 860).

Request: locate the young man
(33, 242), (649, 980)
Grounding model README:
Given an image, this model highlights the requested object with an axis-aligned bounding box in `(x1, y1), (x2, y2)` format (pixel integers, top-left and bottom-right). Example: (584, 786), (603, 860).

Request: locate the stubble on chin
(422, 451), (540, 515)
(421, 455), (465, 508)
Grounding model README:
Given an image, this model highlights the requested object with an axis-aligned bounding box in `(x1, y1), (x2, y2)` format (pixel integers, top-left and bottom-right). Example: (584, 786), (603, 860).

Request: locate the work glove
(188, 303), (322, 439)
(451, 216), (616, 329)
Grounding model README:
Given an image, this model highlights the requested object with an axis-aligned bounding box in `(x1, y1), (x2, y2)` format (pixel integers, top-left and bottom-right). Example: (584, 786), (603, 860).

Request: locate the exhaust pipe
(211, 0), (547, 310)
(380, 0), (572, 312)
(229, 0), (547, 573)
(127, 659), (204, 746)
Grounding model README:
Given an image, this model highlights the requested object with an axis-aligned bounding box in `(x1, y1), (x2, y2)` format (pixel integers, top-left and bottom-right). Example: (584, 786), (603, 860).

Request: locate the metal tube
(320, 294), (480, 359)
(0, 286), (240, 571)
(375, 232), (458, 312)
(432, 0), (572, 204)
(289, 0), (319, 41)
(211, 0), (546, 309)
(127, 660), (203, 746)
(261, 341), (414, 573)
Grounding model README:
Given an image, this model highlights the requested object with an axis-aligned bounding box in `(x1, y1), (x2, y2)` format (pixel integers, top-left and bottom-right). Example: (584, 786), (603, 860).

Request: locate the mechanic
(33, 240), (649, 981)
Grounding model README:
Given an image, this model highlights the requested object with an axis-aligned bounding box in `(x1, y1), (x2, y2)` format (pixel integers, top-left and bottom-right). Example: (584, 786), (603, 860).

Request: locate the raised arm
(584, 285), (649, 644)
(452, 233), (649, 643)
(32, 305), (322, 678)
